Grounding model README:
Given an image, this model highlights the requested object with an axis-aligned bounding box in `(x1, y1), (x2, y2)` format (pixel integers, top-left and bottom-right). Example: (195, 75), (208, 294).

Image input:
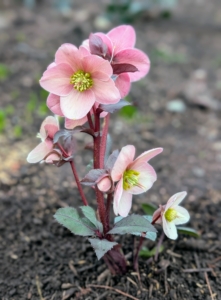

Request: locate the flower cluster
(27, 25), (191, 273)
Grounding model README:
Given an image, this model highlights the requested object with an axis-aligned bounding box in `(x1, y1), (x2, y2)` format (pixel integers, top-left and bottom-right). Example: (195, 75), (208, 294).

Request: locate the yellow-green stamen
(70, 70), (93, 92)
(165, 208), (177, 222)
(123, 169), (140, 190)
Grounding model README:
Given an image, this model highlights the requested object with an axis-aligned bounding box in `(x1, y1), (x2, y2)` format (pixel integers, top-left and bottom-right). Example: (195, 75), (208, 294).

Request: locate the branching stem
(70, 160), (88, 206)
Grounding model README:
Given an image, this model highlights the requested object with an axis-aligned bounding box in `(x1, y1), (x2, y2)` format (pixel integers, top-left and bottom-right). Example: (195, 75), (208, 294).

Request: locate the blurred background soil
(0, 0), (221, 299)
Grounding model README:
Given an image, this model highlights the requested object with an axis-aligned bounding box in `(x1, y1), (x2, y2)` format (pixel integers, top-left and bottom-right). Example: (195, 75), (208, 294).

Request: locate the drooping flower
(152, 192), (190, 240)
(27, 116), (61, 164)
(111, 145), (163, 217)
(82, 25), (150, 97)
(40, 44), (121, 120)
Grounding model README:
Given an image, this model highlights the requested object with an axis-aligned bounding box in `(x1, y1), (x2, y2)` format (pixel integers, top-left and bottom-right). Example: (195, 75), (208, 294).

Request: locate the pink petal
(117, 191), (133, 217)
(165, 192), (187, 211)
(55, 43), (82, 70)
(83, 55), (112, 78)
(173, 206), (190, 225)
(79, 45), (91, 57)
(111, 145), (135, 182)
(65, 116), (88, 129)
(45, 151), (61, 164)
(27, 141), (52, 163)
(92, 78), (121, 104)
(40, 63), (74, 96)
(113, 178), (123, 215)
(162, 217), (178, 240)
(114, 73), (131, 98)
(47, 62), (56, 69)
(114, 49), (150, 82)
(47, 93), (64, 116)
(60, 89), (95, 120)
(107, 25), (136, 52)
(152, 207), (163, 225)
(97, 176), (112, 192)
(130, 148), (163, 170)
(128, 163), (157, 194)
(39, 116), (59, 140)
(44, 124), (59, 139)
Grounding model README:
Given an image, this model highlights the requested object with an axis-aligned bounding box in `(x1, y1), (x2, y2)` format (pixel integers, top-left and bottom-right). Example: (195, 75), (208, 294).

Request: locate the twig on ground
(149, 284), (153, 299)
(36, 275), (44, 300)
(87, 284), (139, 300)
(164, 268), (169, 296)
(183, 268), (213, 273)
(204, 272), (215, 300)
(68, 260), (79, 277)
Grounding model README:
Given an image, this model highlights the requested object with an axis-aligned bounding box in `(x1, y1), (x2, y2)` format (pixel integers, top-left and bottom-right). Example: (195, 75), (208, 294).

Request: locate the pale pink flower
(152, 192), (190, 240)
(82, 25), (150, 98)
(111, 145), (163, 217)
(27, 116), (60, 164)
(97, 176), (112, 192)
(40, 44), (121, 120)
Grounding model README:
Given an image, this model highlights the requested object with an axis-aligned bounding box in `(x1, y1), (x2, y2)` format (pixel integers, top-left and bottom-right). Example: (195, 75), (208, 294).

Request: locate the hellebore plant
(27, 25), (193, 275)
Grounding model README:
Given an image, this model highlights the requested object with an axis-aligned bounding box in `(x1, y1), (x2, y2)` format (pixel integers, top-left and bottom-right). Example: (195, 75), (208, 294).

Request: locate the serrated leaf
(89, 34), (109, 58)
(81, 169), (107, 186)
(112, 63), (138, 75)
(80, 206), (103, 233)
(88, 238), (118, 260)
(108, 214), (157, 235)
(54, 207), (95, 236)
(177, 227), (200, 238)
(139, 245), (164, 258)
(100, 99), (131, 114)
(142, 203), (157, 215)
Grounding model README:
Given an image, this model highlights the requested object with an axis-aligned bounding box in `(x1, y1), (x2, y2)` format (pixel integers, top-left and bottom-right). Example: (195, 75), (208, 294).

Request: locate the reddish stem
(133, 235), (145, 271)
(99, 113), (110, 168)
(151, 214), (161, 225)
(70, 160), (88, 206)
(87, 112), (94, 130)
(106, 192), (113, 232)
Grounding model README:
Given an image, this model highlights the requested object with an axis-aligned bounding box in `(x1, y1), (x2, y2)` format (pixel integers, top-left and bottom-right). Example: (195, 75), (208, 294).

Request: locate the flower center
(123, 169), (140, 190)
(165, 208), (177, 222)
(70, 70), (93, 92)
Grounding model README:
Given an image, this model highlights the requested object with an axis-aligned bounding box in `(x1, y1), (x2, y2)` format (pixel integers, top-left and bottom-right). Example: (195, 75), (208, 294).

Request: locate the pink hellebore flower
(40, 44), (121, 120)
(111, 145), (163, 217)
(27, 116), (60, 164)
(152, 192), (190, 240)
(83, 25), (150, 98)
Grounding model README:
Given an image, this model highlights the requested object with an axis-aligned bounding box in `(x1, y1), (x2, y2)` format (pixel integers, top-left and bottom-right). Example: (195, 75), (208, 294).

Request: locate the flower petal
(165, 191), (187, 211)
(173, 206), (190, 225)
(107, 25), (136, 52)
(94, 33), (113, 59)
(92, 78), (121, 104)
(130, 148), (163, 170)
(152, 207), (163, 224)
(27, 141), (52, 163)
(55, 43), (82, 70)
(97, 176), (112, 192)
(83, 55), (112, 78)
(113, 178), (123, 215)
(60, 89), (95, 120)
(114, 48), (150, 82)
(65, 116), (88, 129)
(115, 73), (131, 98)
(128, 163), (157, 194)
(39, 116), (59, 140)
(118, 191), (133, 217)
(111, 145), (135, 182)
(40, 63), (74, 96)
(162, 217), (178, 240)
(47, 93), (64, 116)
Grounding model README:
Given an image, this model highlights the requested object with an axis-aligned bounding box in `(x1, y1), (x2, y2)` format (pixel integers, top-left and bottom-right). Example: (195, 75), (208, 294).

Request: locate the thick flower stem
(87, 112), (94, 130)
(99, 113), (110, 169)
(70, 161), (88, 206)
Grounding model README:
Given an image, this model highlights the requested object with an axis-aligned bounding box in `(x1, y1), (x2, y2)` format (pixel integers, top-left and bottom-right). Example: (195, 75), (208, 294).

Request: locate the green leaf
(80, 206), (103, 233)
(141, 203), (157, 215)
(88, 238), (118, 260)
(177, 227), (200, 238)
(54, 207), (95, 236)
(139, 245), (164, 258)
(108, 214), (157, 235)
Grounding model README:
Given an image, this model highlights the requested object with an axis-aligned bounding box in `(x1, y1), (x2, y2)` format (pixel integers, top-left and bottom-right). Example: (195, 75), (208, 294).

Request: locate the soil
(0, 1), (221, 299)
